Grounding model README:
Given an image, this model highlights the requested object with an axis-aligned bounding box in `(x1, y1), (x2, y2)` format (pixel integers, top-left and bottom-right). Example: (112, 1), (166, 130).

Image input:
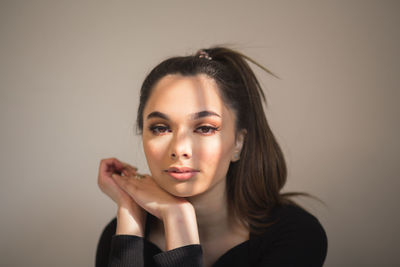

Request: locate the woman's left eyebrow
(191, 110), (221, 120)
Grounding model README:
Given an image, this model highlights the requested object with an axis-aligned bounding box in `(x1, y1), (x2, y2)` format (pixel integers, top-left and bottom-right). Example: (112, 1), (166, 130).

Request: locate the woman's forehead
(143, 74), (231, 118)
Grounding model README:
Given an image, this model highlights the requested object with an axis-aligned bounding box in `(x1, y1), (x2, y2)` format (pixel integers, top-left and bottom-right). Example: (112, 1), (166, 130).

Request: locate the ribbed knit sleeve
(108, 235), (203, 267)
(109, 235), (145, 267)
(153, 245), (203, 267)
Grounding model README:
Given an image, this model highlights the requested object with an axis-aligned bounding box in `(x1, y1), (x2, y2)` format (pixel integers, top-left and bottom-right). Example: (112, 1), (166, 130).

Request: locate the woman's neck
(187, 178), (245, 241)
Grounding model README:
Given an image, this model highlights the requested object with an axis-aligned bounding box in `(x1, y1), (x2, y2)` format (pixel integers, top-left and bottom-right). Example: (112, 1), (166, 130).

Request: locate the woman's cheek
(197, 137), (225, 165)
(144, 138), (169, 171)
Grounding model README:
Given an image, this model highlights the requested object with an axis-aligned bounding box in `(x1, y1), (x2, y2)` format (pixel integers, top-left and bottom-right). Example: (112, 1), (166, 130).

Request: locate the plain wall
(1, 0), (399, 266)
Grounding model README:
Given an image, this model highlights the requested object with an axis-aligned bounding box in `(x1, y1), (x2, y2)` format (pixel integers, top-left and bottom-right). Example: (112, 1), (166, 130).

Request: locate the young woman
(96, 47), (327, 266)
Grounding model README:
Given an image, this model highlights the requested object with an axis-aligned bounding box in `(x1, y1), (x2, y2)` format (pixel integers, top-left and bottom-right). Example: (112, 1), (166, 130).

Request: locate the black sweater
(96, 205), (327, 266)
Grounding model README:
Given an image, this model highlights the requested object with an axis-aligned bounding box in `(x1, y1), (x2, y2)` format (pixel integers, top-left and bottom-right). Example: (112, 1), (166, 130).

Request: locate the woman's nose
(170, 152), (190, 159)
(169, 131), (192, 160)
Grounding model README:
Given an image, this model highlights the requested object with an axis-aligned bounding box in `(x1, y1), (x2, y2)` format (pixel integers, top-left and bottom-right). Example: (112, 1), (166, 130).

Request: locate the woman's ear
(231, 129), (247, 162)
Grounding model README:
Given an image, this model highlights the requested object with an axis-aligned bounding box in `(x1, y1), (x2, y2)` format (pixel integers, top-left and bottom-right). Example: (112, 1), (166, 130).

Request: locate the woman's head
(137, 47), (288, 233)
(140, 74), (246, 199)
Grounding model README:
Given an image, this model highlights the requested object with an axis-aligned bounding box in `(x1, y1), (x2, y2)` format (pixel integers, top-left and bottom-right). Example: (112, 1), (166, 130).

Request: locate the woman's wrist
(162, 203), (200, 250)
(116, 205), (146, 237)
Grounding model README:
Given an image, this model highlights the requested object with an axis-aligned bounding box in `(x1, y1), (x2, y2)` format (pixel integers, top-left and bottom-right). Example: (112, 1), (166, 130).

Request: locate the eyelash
(149, 125), (171, 135)
(148, 125), (220, 136)
(195, 125), (220, 135)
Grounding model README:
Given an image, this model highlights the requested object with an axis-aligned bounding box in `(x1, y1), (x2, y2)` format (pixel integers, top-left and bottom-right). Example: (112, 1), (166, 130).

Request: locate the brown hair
(137, 46), (298, 234)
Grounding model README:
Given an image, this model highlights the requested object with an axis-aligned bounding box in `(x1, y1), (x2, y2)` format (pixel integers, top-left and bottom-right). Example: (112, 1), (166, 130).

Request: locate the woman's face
(142, 74), (245, 197)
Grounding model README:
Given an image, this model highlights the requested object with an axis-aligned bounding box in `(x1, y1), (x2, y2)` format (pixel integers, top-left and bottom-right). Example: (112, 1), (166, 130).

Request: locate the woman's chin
(162, 182), (207, 198)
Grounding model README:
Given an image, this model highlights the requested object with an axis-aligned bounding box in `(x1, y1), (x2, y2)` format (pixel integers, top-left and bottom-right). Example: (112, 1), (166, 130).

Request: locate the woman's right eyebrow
(146, 110), (221, 121)
(147, 111), (170, 120)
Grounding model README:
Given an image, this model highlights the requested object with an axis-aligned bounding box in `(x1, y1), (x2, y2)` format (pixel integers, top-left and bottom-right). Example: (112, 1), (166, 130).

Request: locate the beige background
(1, 0), (399, 266)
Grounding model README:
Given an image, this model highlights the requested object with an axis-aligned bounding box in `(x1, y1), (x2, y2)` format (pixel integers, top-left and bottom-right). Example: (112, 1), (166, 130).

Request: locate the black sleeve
(153, 245), (203, 267)
(96, 217), (204, 267)
(108, 235), (146, 267)
(95, 218), (147, 267)
(252, 206), (328, 267)
(107, 236), (203, 267)
(96, 218), (117, 267)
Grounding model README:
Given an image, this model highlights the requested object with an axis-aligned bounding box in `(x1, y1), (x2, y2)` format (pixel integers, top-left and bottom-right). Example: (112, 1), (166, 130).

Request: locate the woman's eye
(149, 125), (170, 135)
(195, 126), (219, 135)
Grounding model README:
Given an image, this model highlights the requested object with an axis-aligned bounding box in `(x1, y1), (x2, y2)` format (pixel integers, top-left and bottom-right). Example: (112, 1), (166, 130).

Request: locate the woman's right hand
(98, 157), (136, 207)
(98, 158), (146, 236)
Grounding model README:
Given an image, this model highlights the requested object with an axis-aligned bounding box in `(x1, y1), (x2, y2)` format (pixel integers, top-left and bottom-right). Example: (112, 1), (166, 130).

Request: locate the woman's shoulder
(249, 204), (328, 266)
(271, 204), (325, 230)
(258, 204), (327, 244)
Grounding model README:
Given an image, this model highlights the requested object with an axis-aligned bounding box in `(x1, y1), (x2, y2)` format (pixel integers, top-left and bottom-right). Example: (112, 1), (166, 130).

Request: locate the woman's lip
(164, 167), (200, 181)
(166, 166), (199, 173)
(166, 170), (198, 181)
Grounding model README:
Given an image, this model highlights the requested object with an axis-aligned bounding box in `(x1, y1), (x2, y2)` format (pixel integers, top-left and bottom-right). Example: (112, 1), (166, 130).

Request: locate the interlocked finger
(121, 164), (137, 177)
(124, 164), (138, 172)
(134, 173), (146, 180)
